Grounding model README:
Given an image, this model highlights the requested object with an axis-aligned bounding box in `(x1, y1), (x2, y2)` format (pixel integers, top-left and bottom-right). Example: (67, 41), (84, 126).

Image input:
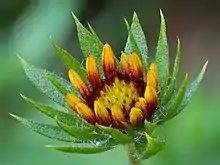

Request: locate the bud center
(96, 77), (139, 111)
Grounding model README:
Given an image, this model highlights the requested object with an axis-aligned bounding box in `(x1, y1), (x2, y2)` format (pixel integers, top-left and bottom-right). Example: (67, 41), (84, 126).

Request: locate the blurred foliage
(0, 0), (220, 165)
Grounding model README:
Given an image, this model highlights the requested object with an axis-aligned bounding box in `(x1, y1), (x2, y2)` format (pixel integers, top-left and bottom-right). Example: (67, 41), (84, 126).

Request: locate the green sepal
(161, 73), (188, 123)
(18, 56), (75, 106)
(134, 132), (148, 155)
(56, 119), (108, 141)
(124, 18), (142, 57)
(177, 61), (208, 113)
(87, 23), (103, 47)
(10, 114), (82, 142)
(144, 121), (157, 134)
(96, 125), (133, 144)
(46, 141), (116, 154)
(161, 37), (181, 105)
(124, 12), (148, 72)
(50, 38), (88, 83)
(72, 13), (103, 75)
(141, 133), (165, 159)
(46, 74), (70, 95)
(155, 10), (169, 92)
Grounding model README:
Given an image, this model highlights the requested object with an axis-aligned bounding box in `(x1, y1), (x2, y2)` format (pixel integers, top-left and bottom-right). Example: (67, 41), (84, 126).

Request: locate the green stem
(126, 143), (140, 165)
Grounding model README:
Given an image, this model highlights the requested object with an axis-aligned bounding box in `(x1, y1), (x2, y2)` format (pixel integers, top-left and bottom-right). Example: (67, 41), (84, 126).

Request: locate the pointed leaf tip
(156, 9), (169, 93)
(141, 133), (165, 159)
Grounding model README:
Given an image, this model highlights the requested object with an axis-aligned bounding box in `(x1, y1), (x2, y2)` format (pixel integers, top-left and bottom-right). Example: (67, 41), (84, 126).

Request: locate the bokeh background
(1, 0), (220, 165)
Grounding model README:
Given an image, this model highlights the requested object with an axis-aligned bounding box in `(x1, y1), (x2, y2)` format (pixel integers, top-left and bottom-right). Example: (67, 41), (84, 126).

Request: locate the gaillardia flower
(11, 10), (207, 164)
(66, 44), (158, 128)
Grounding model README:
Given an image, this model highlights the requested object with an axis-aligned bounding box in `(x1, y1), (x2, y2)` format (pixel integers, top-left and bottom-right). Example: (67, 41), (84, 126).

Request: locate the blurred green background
(1, 0), (219, 165)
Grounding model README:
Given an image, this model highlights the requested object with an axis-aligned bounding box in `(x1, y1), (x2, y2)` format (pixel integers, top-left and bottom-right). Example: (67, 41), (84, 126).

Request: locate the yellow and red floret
(66, 43), (158, 129)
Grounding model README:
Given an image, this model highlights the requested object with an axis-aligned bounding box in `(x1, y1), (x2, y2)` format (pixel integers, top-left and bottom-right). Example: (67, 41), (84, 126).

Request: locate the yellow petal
(128, 52), (143, 80)
(68, 69), (91, 99)
(75, 103), (96, 124)
(111, 105), (126, 124)
(130, 107), (143, 126)
(66, 93), (82, 109)
(94, 101), (111, 125)
(149, 62), (157, 73)
(147, 70), (157, 90)
(135, 97), (147, 110)
(120, 52), (129, 76)
(144, 85), (158, 114)
(86, 55), (101, 88)
(102, 43), (116, 79)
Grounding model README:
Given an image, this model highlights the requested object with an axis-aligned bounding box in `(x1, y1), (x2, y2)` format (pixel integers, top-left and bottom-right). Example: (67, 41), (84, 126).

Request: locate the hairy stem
(126, 143), (140, 165)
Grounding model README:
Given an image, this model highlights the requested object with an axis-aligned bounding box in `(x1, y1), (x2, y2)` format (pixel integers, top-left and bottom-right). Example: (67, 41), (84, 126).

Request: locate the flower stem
(126, 143), (140, 165)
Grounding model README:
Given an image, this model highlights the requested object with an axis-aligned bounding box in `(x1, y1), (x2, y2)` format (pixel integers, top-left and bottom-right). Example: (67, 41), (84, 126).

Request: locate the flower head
(66, 43), (158, 128)
(12, 10), (207, 161)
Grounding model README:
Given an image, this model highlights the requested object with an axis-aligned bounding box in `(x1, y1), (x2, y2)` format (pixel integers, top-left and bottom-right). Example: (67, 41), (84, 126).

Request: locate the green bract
(11, 10), (207, 161)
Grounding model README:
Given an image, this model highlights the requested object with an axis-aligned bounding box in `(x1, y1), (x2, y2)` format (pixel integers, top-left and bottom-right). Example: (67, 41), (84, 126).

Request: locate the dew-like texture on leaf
(46, 139), (116, 154)
(72, 14), (103, 75)
(56, 121), (109, 141)
(10, 114), (82, 142)
(124, 12), (148, 71)
(155, 10), (169, 92)
(177, 61), (208, 113)
(134, 132), (148, 157)
(51, 40), (88, 83)
(161, 38), (181, 105)
(19, 57), (76, 107)
(154, 73), (188, 124)
(21, 95), (86, 127)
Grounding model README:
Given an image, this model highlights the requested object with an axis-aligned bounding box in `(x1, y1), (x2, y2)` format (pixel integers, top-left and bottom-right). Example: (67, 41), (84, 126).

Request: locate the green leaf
(88, 23), (103, 47)
(72, 13), (103, 75)
(124, 12), (148, 72)
(18, 56), (75, 106)
(161, 73), (188, 123)
(56, 119), (108, 141)
(134, 132), (148, 155)
(20, 94), (83, 126)
(46, 74), (69, 95)
(46, 141), (116, 154)
(141, 133), (165, 159)
(161, 37), (181, 104)
(96, 125), (133, 144)
(177, 61), (208, 113)
(10, 114), (81, 142)
(51, 39), (88, 83)
(144, 121), (157, 134)
(155, 10), (169, 92)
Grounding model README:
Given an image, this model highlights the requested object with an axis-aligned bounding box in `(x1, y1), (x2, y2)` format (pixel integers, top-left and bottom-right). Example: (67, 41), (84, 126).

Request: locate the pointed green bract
(51, 39), (88, 83)
(145, 121), (157, 134)
(96, 125), (133, 144)
(20, 94), (84, 126)
(161, 38), (181, 105)
(141, 133), (165, 159)
(88, 23), (103, 47)
(124, 12), (148, 72)
(155, 10), (169, 92)
(124, 18), (142, 57)
(72, 13), (103, 75)
(134, 132), (148, 156)
(177, 61), (208, 113)
(161, 73), (188, 123)
(10, 114), (82, 142)
(56, 119), (108, 141)
(46, 142), (116, 154)
(18, 56), (75, 107)
(46, 75), (70, 95)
